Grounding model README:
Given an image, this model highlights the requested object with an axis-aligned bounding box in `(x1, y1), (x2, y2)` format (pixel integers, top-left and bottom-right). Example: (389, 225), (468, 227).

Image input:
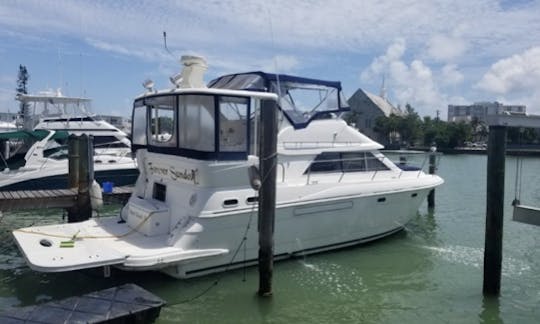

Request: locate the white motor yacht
(17, 89), (131, 157)
(12, 56), (443, 278)
(0, 129), (137, 191)
(0, 90), (138, 190)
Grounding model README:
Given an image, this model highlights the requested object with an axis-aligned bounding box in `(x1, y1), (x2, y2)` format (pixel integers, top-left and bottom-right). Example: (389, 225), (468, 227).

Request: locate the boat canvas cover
(0, 129), (69, 140)
(208, 72), (350, 129)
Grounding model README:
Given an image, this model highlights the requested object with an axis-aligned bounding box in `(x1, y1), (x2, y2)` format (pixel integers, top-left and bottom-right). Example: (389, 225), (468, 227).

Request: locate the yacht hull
(12, 183), (436, 278)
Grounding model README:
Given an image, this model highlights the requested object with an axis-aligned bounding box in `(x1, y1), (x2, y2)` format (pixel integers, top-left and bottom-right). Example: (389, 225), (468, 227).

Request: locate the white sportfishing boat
(13, 56), (443, 278)
(16, 89), (132, 157)
(0, 90), (138, 190)
(0, 129), (137, 191)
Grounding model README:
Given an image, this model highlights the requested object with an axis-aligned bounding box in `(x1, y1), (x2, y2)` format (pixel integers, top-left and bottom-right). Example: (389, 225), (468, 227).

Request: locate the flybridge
(208, 71), (350, 129)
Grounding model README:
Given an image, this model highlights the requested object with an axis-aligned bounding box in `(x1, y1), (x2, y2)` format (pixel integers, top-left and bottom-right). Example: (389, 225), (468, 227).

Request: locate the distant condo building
(447, 102), (526, 123)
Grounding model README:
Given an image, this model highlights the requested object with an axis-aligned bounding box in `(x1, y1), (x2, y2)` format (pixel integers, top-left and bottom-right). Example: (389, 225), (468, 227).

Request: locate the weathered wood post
(67, 134), (94, 223)
(258, 99), (278, 297)
(483, 125), (507, 296)
(68, 135), (80, 191)
(427, 151), (437, 208)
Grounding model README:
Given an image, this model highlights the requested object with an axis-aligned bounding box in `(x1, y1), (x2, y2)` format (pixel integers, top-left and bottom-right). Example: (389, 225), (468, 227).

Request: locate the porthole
(223, 199), (239, 208)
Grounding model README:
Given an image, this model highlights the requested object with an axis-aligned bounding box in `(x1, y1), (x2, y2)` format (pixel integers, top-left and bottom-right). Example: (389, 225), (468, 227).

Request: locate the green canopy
(0, 129), (70, 141)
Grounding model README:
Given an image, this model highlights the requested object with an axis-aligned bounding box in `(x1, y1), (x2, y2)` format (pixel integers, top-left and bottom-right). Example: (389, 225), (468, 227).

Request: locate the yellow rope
(13, 211), (156, 240)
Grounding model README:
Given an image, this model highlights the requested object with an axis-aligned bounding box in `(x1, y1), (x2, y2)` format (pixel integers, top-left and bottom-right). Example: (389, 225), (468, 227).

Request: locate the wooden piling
(427, 152), (437, 208)
(67, 134), (94, 223)
(483, 125), (507, 296)
(67, 134), (80, 190)
(258, 99), (278, 297)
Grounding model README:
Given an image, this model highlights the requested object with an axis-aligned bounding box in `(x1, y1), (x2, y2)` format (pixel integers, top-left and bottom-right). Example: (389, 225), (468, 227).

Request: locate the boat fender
(90, 180), (104, 210)
(248, 165), (261, 190)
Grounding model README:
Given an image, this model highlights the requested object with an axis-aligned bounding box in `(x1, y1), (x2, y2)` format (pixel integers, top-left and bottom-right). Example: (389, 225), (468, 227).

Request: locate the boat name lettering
(148, 164), (198, 184)
(170, 168), (199, 184)
(148, 165), (169, 176)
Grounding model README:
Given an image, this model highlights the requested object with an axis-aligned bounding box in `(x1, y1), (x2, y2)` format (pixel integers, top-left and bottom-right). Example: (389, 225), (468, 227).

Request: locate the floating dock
(0, 283), (165, 323)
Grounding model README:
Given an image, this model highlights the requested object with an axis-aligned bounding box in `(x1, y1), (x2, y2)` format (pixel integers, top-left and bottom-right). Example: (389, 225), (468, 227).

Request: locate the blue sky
(1, 0), (539, 119)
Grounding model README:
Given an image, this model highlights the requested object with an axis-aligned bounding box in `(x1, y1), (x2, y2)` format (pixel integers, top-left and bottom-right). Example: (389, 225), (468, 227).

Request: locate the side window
(342, 152), (366, 172)
(179, 95), (215, 152)
(306, 152), (341, 173)
(365, 152), (389, 171)
(306, 151), (390, 174)
(147, 96), (176, 147)
(132, 103), (147, 146)
(219, 97), (248, 152)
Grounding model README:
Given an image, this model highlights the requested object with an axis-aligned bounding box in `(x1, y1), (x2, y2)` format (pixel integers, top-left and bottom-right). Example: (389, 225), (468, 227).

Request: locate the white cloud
(477, 46), (540, 94)
(441, 64), (464, 85)
(361, 39), (447, 117)
(476, 46), (540, 113)
(2, 0), (539, 63)
(426, 33), (468, 62)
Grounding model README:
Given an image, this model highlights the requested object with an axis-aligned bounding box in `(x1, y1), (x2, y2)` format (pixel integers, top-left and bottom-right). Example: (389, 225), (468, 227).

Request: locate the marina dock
(0, 283), (165, 323)
(0, 186), (133, 211)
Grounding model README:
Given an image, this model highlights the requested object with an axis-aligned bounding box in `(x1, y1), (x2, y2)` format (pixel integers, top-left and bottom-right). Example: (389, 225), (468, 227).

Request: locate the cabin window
(178, 95), (215, 152)
(306, 151), (390, 174)
(219, 97), (248, 152)
(342, 152), (366, 172)
(307, 152), (341, 173)
(132, 103), (147, 146)
(365, 152), (389, 171)
(147, 96), (176, 147)
(93, 136), (130, 148)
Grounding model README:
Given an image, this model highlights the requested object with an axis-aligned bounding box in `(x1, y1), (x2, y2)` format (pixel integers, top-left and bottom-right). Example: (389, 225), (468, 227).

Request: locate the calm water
(1, 154), (539, 323)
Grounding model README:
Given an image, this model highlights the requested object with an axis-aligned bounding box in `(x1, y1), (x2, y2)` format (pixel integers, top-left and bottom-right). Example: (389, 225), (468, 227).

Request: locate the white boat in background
(16, 89), (132, 157)
(12, 56), (443, 278)
(0, 89), (139, 190)
(0, 130), (137, 191)
(0, 121), (17, 133)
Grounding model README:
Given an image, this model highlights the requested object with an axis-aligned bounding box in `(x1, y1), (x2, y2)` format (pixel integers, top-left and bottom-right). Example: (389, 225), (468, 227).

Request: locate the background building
(346, 88), (403, 144)
(448, 102), (526, 123)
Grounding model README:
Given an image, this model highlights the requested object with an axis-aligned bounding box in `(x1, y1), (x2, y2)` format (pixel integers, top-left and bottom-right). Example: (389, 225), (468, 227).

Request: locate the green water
(1, 154), (539, 323)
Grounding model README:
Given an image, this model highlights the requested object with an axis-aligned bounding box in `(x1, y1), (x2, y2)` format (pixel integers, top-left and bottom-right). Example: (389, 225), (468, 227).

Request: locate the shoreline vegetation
(345, 104), (540, 154)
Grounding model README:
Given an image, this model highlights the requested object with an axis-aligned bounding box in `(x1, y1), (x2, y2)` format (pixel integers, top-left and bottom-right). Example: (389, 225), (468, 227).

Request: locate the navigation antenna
(265, 7), (285, 125)
(163, 31), (176, 60)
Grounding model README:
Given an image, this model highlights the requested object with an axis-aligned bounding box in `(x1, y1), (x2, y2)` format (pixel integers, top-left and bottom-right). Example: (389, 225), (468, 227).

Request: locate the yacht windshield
(208, 72), (349, 129)
(277, 82), (339, 125)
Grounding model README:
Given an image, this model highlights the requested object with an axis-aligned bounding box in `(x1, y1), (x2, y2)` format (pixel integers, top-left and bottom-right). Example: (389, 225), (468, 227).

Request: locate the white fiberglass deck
(12, 218), (228, 272)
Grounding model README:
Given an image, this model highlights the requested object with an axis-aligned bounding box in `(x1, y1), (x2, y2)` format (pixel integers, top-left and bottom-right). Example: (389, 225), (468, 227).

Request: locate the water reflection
(480, 296), (503, 324)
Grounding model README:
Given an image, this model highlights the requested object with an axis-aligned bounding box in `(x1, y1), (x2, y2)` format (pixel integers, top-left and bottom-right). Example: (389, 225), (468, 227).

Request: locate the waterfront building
(448, 102), (526, 123)
(347, 88), (403, 144)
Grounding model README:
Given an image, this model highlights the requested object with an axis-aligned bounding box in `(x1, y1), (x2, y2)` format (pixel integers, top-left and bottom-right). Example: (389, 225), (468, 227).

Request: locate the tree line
(355, 104), (540, 149)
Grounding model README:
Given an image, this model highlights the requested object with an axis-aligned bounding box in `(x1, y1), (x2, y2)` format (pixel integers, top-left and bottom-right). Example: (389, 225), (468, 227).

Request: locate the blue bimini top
(208, 71), (350, 129)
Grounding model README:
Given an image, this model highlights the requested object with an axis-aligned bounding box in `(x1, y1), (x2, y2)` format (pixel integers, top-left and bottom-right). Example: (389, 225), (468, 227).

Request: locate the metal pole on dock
(483, 125), (507, 296)
(258, 99), (278, 297)
(427, 151), (437, 208)
(67, 134), (94, 223)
